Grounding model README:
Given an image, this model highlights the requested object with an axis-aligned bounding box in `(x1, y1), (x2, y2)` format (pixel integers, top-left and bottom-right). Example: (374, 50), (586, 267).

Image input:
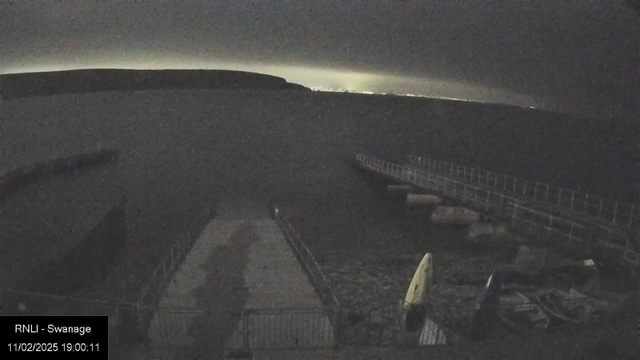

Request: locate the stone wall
(0, 149), (117, 200)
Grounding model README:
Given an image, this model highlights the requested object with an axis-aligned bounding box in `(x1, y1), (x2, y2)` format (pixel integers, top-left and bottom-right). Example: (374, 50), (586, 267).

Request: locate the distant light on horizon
(309, 87), (541, 108)
(2, 59), (550, 111)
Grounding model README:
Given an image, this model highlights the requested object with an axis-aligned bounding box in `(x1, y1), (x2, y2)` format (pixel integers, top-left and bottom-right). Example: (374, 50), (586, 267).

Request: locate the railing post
(503, 175), (507, 191)
(471, 168), (474, 183)
(569, 223), (574, 242)
(558, 188), (562, 206)
(512, 199), (518, 228)
(584, 195), (589, 214)
(495, 173), (498, 188)
(570, 191), (575, 211)
(612, 202), (618, 223)
(523, 180), (527, 196)
(545, 185), (549, 203)
(598, 198), (603, 216)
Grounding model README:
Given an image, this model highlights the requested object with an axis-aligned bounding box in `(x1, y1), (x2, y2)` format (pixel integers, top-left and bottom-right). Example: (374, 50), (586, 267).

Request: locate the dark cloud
(1, 0), (638, 118)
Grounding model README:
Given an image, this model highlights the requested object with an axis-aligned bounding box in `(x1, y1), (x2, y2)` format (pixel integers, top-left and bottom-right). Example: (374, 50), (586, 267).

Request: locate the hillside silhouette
(0, 69), (310, 98)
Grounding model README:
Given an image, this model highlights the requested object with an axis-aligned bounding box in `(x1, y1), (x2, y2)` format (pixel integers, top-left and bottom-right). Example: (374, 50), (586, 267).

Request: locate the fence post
(512, 200), (518, 228)
(568, 223), (574, 244)
(545, 185), (550, 203)
(598, 198), (603, 216)
(523, 180), (527, 196)
(582, 195), (588, 214)
(612, 202), (618, 223)
(558, 188), (562, 206)
(570, 191), (575, 211)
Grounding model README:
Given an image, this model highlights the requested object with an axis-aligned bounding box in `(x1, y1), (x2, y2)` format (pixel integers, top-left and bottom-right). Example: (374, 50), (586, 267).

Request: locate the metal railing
(138, 206), (212, 307)
(140, 305), (336, 352)
(273, 206), (340, 311)
(130, 204), (340, 354)
(407, 155), (639, 231)
(356, 154), (640, 267)
(272, 203), (342, 349)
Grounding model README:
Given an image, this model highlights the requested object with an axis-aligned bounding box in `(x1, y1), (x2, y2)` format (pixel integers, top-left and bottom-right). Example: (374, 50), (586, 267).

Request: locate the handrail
(273, 206), (340, 310)
(356, 154), (640, 267)
(138, 206), (212, 306)
(406, 155), (639, 231)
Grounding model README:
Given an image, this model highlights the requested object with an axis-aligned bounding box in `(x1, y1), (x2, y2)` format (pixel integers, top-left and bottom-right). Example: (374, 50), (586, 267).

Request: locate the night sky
(1, 0), (638, 117)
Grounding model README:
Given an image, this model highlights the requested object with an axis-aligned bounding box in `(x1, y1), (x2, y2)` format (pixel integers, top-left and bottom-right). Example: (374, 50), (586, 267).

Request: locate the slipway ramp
(145, 197), (334, 354)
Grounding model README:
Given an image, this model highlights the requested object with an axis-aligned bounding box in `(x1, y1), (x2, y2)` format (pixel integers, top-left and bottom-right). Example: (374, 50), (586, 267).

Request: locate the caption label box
(0, 316), (108, 359)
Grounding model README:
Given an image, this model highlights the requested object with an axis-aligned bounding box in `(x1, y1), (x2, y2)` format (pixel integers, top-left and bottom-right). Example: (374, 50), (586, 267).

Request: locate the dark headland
(0, 69), (310, 99)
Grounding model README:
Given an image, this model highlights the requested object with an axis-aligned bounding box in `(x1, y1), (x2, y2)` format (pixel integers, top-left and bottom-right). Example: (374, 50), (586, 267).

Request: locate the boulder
(513, 246), (549, 274)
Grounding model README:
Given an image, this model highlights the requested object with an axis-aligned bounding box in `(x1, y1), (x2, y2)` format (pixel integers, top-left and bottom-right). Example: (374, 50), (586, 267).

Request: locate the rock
(430, 207), (480, 225)
(513, 245), (549, 274)
(468, 222), (510, 242)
